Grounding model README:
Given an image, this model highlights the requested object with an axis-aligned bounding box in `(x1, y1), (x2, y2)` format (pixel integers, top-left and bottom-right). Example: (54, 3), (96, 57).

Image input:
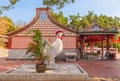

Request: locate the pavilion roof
(79, 24), (118, 35)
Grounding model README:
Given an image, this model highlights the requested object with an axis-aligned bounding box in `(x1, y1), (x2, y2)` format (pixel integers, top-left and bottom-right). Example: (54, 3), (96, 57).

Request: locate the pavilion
(78, 24), (118, 59)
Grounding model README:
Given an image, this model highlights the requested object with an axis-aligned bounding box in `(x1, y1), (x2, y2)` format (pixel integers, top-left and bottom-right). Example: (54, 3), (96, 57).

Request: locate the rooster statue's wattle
(44, 30), (63, 65)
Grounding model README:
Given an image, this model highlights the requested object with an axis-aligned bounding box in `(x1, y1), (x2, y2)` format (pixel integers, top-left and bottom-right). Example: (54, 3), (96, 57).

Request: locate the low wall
(8, 49), (80, 60)
(0, 73), (88, 81)
(0, 64), (88, 81)
(56, 49), (80, 60)
(8, 49), (33, 59)
(0, 75), (116, 81)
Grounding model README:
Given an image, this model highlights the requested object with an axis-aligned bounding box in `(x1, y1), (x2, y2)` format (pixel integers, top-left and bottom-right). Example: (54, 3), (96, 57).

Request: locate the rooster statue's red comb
(55, 30), (63, 34)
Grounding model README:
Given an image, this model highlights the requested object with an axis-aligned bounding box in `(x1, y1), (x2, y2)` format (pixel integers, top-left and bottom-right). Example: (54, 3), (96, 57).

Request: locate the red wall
(9, 36), (32, 49)
(62, 36), (77, 49)
(46, 36), (77, 49)
(8, 36), (77, 49)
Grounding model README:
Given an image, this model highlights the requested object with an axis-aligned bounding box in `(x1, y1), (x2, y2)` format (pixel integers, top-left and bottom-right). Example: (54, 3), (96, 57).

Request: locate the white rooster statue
(44, 30), (63, 66)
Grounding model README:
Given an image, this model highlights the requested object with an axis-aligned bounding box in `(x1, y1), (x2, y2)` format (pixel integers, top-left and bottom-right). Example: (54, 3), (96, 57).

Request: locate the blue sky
(1, 0), (120, 24)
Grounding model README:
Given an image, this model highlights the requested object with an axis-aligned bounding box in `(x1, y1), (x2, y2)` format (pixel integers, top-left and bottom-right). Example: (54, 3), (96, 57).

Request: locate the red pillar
(76, 35), (79, 48)
(106, 35), (109, 52)
(80, 35), (84, 58)
(7, 37), (12, 49)
(101, 38), (104, 57)
(90, 42), (94, 52)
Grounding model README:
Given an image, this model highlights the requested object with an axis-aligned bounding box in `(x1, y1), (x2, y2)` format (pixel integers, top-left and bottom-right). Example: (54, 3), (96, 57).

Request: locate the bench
(65, 52), (77, 61)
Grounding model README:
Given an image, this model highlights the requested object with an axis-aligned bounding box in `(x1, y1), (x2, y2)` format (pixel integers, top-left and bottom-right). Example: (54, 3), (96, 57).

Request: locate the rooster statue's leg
(47, 59), (59, 69)
(50, 59), (55, 65)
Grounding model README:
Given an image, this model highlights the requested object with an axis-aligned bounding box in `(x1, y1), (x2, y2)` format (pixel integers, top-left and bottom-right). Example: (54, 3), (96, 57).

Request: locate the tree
(97, 15), (120, 30)
(69, 13), (81, 30)
(76, 11), (120, 30)
(26, 30), (50, 72)
(43, 0), (75, 10)
(86, 11), (96, 24)
(80, 17), (90, 28)
(51, 11), (68, 26)
(0, 16), (16, 35)
(0, 0), (20, 15)
(42, 0), (120, 30)
(79, 11), (97, 28)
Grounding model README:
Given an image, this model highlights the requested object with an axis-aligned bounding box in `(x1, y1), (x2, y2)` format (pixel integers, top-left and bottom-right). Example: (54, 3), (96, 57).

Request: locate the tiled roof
(7, 8), (77, 37)
(79, 24), (118, 35)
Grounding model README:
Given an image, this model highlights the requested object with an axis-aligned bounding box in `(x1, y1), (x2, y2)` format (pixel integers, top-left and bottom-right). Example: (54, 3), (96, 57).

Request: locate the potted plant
(26, 29), (50, 73)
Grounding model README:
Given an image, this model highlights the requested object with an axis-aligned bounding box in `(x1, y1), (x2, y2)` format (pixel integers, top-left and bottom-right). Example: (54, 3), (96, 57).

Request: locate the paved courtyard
(77, 60), (120, 78)
(0, 57), (120, 78)
(0, 49), (120, 79)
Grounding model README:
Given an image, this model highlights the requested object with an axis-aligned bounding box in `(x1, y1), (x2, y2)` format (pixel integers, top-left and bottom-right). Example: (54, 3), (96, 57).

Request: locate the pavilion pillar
(90, 42), (94, 52)
(80, 35), (84, 58)
(101, 38), (104, 58)
(105, 35), (110, 59)
(93, 43), (94, 52)
(84, 43), (87, 51)
(106, 35), (110, 52)
(83, 39), (85, 51)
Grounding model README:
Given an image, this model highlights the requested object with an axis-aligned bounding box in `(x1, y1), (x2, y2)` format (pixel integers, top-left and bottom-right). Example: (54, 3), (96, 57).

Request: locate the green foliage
(43, 0), (74, 9)
(43, 0), (120, 30)
(26, 30), (50, 64)
(0, 0), (20, 15)
(111, 43), (120, 52)
(69, 11), (96, 29)
(9, 0), (20, 5)
(69, 13), (81, 30)
(87, 11), (95, 23)
(69, 11), (120, 30)
(51, 11), (68, 26)
(111, 33), (120, 52)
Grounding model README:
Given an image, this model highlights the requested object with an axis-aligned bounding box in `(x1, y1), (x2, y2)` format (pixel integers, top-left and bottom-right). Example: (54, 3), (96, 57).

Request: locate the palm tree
(26, 29), (50, 72)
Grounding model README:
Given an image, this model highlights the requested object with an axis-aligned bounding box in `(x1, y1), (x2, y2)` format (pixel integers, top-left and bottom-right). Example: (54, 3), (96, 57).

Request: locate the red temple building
(7, 8), (118, 60)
